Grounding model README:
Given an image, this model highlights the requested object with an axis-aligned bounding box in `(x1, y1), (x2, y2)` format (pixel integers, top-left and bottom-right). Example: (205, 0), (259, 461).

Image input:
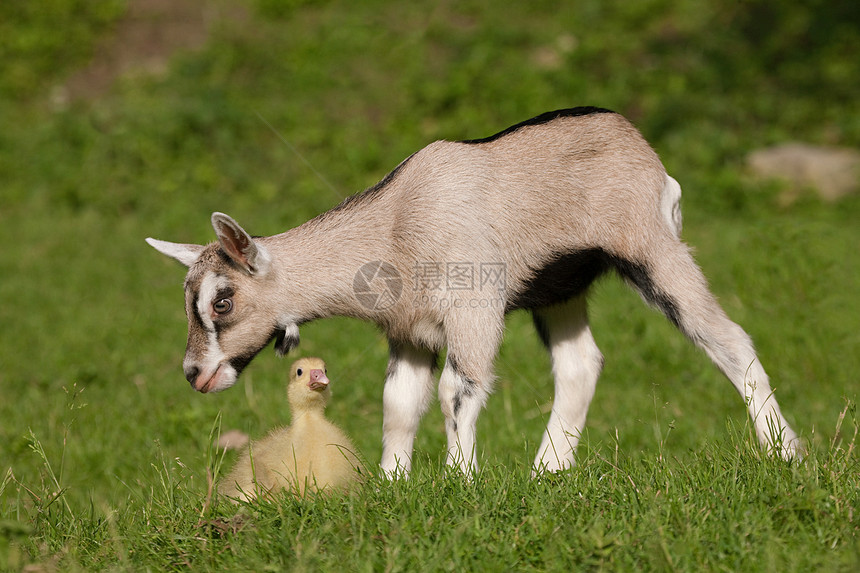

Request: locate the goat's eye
(296, 368), (303, 377)
(213, 298), (233, 314)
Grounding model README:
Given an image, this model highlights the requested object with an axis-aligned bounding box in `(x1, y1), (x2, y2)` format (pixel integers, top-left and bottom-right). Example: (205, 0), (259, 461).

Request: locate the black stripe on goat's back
(319, 108), (613, 217)
(460, 107), (616, 145)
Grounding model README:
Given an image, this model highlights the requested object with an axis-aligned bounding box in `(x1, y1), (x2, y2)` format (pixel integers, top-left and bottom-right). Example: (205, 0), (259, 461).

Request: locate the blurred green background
(1, 0), (858, 509)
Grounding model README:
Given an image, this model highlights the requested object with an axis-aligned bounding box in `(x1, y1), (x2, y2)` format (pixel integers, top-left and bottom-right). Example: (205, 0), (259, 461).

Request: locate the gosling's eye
(296, 368), (303, 377)
(213, 298), (233, 314)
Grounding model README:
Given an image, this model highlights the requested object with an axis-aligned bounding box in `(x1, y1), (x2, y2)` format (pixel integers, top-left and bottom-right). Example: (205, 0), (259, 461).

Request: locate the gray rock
(747, 143), (860, 201)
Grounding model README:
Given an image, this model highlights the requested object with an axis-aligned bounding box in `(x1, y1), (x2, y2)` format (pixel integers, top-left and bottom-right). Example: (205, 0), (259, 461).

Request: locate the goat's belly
(505, 247), (613, 311)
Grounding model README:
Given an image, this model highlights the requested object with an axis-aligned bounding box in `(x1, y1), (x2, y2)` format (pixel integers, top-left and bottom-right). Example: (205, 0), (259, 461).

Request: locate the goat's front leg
(438, 318), (500, 476)
(381, 341), (437, 478)
(438, 361), (485, 475)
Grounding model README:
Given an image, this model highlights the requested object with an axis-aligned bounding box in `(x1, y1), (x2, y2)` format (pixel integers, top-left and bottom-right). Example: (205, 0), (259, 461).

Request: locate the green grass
(3, 415), (859, 571)
(1, 0), (859, 570)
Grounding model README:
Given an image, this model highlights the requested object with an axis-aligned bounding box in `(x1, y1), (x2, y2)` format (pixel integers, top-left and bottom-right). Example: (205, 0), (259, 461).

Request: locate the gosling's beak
(307, 369), (329, 391)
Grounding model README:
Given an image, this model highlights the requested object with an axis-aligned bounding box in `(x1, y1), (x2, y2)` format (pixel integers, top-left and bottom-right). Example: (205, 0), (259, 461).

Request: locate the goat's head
(147, 213), (298, 393)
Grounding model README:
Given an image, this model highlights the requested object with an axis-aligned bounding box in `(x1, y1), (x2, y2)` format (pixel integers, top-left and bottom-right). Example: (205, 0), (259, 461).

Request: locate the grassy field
(1, 0), (859, 570)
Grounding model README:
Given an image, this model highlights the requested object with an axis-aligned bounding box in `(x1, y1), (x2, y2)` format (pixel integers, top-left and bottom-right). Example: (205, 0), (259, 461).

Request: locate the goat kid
(147, 107), (801, 477)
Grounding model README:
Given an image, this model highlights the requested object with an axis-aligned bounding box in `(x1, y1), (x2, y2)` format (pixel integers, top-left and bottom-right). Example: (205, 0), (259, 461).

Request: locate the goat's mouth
(194, 363), (237, 393)
(196, 365), (221, 393)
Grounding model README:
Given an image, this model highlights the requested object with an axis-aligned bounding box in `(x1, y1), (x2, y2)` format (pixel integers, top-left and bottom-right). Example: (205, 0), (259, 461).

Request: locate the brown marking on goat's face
(181, 244), (283, 391)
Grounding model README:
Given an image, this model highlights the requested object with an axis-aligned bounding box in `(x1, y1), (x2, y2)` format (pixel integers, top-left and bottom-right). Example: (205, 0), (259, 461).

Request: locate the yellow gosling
(220, 357), (362, 502)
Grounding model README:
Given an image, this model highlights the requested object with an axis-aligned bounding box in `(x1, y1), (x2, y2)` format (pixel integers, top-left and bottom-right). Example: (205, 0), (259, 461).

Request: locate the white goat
(147, 107), (801, 476)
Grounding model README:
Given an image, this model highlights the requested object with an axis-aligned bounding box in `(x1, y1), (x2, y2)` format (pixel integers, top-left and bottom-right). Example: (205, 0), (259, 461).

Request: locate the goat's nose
(184, 366), (200, 386)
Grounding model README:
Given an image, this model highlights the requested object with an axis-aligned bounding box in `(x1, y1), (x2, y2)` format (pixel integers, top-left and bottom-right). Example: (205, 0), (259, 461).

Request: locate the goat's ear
(211, 212), (271, 276)
(146, 238), (204, 267)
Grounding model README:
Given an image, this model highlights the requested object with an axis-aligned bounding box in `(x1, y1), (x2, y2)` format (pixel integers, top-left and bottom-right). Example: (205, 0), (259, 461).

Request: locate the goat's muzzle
(184, 366), (200, 387)
(184, 362), (236, 393)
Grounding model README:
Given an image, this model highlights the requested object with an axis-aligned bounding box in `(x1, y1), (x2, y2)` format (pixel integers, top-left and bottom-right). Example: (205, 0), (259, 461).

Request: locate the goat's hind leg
(623, 237), (802, 458)
(381, 341), (437, 478)
(532, 296), (604, 474)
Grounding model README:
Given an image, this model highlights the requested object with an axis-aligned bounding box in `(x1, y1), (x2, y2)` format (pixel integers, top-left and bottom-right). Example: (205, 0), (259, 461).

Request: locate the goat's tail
(660, 174), (683, 238)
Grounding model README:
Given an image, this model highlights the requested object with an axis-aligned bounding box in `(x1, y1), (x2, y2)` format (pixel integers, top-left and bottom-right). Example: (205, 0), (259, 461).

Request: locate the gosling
(220, 357), (362, 502)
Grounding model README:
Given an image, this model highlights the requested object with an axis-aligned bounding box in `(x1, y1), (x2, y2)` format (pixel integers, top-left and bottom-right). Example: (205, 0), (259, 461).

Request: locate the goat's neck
(260, 205), (392, 322)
